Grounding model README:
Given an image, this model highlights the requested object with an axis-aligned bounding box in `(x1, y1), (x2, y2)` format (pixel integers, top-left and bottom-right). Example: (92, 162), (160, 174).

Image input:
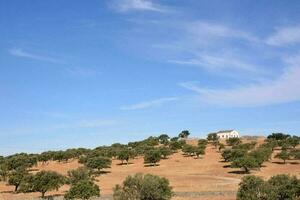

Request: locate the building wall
(217, 131), (239, 139)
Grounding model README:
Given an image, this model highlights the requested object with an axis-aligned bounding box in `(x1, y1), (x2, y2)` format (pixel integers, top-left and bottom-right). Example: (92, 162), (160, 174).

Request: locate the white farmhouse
(216, 130), (240, 139)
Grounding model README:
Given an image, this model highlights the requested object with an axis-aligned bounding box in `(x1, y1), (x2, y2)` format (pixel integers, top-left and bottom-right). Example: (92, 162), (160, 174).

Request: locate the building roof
(216, 130), (235, 134)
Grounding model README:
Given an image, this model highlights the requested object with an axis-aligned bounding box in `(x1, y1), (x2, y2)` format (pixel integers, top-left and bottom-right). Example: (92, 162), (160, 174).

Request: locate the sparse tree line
(0, 131), (298, 199)
(0, 130), (194, 199)
(207, 132), (300, 174)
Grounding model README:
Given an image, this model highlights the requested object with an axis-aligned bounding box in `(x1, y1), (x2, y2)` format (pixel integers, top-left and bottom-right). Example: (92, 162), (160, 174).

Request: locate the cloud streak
(266, 25), (300, 46)
(111, 0), (166, 12)
(169, 53), (260, 73)
(180, 54), (300, 107)
(186, 21), (258, 42)
(9, 48), (64, 64)
(121, 97), (179, 110)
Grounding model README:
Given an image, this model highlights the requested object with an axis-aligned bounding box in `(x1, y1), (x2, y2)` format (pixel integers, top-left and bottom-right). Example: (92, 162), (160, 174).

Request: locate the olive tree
(64, 180), (100, 200)
(159, 146), (172, 159)
(231, 155), (260, 173)
(85, 156), (111, 174)
(113, 173), (173, 200)
(207, 133), (218, 142)
(237, 174), (300, 200)
(8, 169), (29, 192)
(267, 174), (300, 200)
(178, 130), (190, 139)
(0, 162), (9, 181)
(275, 150), (290, 164)
(144, 150), (161, 166)
(158, 134), (170, 145)
(117, 149), (131, 165)
(67, 167), (92, 185)
(32, 171), (65, 198)
(237, 175), (268, 200)
(195, 147), (205, 158)
(226, 138), (241, 146)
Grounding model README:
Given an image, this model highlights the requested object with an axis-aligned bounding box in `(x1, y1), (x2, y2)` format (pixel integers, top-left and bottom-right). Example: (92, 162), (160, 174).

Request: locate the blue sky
(1, 0), (300, 155)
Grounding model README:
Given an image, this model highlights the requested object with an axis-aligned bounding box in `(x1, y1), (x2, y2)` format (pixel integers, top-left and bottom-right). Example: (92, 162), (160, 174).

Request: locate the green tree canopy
(158, 134), (170, 145)
(226, 138), (241, 146)
(274, 150), (290, 164)
(178, 130), (190, 139)
(32, 170), (65, 198)
(113, 173), (173, 200)
(231, 155), (260, 173)
(85, 156), (111, 174)
(159, 146), (172, 159)
(207, 133), (218, 141)
(144, 150), (161, 166)
(8, 168), (29, 192)
(67, 167), (92, 185)
(64, 180), (100, 200)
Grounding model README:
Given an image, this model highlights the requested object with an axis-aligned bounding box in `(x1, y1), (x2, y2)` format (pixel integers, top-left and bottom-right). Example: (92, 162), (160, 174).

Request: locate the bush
(232, 143), (256, 151)
(6, 153), (37, 171)
(195, 147), (205, 158)
(159, 147), (172, 159)
(32, 170), (65, 198)
(267, 133), (290, 140)
(64, 180), (100, 200)
(182, 144), (195, 156)
(67, 167), (92, 185)
(218, 143), (225, 152)
(290, 149), (300, 159)
(237, 175), (268, 200)
(287, 136), (300, 148)
(169, 140), (185, 151)
(113, 173), (173, 200)
(226, 138), (241, 146)
(267, 174), (300, 199)
(237, 174), (300, 200)
(0, 162), (9, 181)
(198, 139), (208, 146)
(144, 150), (161, 166)
(207, 133), (218, 142)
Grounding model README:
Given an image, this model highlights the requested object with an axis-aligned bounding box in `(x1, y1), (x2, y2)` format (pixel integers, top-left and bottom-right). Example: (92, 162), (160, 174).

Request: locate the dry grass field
(0, 138), (299, 200)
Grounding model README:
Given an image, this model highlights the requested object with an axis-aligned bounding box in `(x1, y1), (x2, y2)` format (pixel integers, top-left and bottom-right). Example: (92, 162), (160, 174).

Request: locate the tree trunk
(42, 191), (46, 198)
(15, 184), (19, 192)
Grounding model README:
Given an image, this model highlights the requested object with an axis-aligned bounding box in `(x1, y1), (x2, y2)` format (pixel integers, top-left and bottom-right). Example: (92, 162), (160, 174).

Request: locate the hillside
(1, 138), (299, 200)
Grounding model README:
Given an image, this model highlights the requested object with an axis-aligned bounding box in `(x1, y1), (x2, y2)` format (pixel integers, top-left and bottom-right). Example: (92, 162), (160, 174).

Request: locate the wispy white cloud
(121, 97), (179, 110)
(180, 53), (300, 107)
(266, 25), (300, 46)
(110, 0), (166, 12)
(152, 21), (262, 77)
(9, 48), (64, 64)
(186, 21), (259, 42)
(169, 53), (260, 73)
